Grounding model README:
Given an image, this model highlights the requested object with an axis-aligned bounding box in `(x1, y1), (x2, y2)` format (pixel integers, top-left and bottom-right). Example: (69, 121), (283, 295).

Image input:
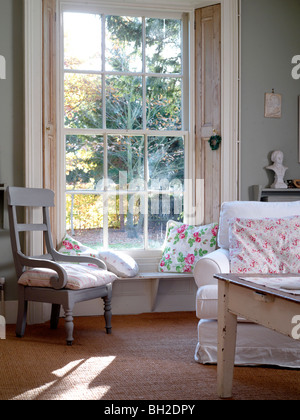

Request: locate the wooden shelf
(253, 185), (300, 202)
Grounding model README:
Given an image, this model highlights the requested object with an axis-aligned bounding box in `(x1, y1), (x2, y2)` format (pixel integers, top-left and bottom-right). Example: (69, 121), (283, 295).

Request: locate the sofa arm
(193, 248), (230, 288)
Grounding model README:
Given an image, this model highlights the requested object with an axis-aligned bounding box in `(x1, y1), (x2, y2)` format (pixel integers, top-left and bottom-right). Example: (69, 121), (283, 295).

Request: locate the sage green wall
(241, 0), (300, 200)
(1, 0), (300, 301)
(0, 0), (24, 300)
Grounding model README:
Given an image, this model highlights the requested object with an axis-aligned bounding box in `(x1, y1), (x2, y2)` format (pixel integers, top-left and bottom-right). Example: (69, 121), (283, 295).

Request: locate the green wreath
(209, 134), (222, 151)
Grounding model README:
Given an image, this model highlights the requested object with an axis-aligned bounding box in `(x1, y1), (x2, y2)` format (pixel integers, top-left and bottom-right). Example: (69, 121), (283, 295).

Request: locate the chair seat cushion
(18, 263), (117, 290)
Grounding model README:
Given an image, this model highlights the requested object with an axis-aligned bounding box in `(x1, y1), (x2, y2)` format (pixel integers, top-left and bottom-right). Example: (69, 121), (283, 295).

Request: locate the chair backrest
(7, 187), (55, 277)
(218, 200), (300, 250)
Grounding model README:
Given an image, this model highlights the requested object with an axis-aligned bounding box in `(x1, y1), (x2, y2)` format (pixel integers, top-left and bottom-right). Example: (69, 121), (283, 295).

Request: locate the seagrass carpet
(0, 312), (299, 400)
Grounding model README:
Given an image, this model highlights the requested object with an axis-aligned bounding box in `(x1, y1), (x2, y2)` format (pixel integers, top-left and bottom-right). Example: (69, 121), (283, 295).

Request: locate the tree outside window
(63, 11), (185, 250)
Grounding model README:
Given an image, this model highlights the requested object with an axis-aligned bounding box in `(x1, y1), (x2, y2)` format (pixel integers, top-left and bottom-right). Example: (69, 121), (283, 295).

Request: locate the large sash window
(62, 7), (189, 250)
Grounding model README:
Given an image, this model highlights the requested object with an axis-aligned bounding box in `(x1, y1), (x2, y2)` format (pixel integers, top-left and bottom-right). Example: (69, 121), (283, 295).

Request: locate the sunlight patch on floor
(12, 356), (116, 400)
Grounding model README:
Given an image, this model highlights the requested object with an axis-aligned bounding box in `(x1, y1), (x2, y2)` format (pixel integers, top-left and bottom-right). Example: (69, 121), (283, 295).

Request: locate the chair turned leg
(16, 297), (28, 338)
(50, 304), (61, 330)
(102, 295), (112, 334)
(64, 307), (74, 346)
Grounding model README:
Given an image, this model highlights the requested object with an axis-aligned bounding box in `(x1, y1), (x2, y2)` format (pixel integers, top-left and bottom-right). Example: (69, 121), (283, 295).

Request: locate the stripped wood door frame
(195, 5), (222, 224)
(43, 0), (58, 247)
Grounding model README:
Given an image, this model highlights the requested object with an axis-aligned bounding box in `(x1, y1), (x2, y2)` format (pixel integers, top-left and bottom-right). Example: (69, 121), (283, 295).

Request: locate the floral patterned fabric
(97, 251), (139, 278)
(60, 234), (97, 257)
(18, 263), (117, 290)
(158, 221), (218, 273)
(59, 234), (139, 278)
(229, 216), (300, 274)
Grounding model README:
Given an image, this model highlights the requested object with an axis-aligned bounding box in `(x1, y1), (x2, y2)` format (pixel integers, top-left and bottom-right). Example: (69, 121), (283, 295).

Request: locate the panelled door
(195, 5), (221, 225)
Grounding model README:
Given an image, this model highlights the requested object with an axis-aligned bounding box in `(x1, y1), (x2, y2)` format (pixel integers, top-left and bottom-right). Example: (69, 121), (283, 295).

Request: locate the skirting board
(1, 300), (18, 325)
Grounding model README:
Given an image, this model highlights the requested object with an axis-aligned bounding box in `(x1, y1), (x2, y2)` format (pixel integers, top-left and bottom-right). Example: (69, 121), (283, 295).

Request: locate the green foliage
(64, 13), (185, 239)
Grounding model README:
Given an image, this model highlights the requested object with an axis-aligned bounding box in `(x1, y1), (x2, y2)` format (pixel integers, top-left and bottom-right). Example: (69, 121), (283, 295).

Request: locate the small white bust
(267, 150), (288, 189)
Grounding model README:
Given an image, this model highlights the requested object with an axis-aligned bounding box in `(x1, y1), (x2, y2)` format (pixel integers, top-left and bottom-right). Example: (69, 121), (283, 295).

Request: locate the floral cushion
(217, 200), (300, 250)
(18, 263), (117, 290)
(229, 216), (300, 274)
(59, 234), (139, 278)
(158, 221), (218, 273)
(59, 234), (96, 257)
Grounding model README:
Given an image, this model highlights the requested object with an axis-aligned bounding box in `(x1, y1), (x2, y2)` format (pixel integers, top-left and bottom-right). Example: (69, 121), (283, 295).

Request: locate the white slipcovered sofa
(193, 200), (300, 367)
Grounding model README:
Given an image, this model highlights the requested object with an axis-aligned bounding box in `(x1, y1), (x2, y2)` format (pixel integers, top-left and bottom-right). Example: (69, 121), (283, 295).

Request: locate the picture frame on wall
(264, 92), (282, 118)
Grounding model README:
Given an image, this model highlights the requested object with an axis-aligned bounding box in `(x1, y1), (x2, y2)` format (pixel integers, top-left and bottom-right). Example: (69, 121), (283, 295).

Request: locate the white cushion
(159, 220), (218, 273)
(97, 251), (139, 278)
(229, 215), (300, 274)
(196, 284), (248, 321)
(218, 201), (300, 249)
(196, 285), (218, 319)
(59, 234), (139, 278)
(18, 263), (117, 290)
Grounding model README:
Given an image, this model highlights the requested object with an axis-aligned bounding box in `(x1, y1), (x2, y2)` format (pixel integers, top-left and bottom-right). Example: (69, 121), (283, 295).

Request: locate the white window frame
(24, 0), (240, 260)
(61, 4), (190, 253)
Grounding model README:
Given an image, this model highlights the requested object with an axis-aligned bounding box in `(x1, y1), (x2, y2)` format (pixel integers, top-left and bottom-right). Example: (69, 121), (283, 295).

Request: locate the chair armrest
(51, 249), (107, 271)
(193, 248), (230, 288)
(18, 251), (68, 290)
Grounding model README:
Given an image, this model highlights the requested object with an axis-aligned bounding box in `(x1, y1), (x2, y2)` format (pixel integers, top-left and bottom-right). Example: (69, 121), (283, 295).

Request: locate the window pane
(105, 16), (142, 73)
(108, 135), (144, 187)
(64, 12), (102, 71)
(64, 74), (102, 128)
(148, 136), (185, 184)
(63, 11), (186, 252)
(148, 136), (184, 249)
(66, 193), (104, 249)
(107, 194), (144, 249)
(146, 18), (182, 74)
(146, 77), (182, 130)
(148, 194), (184, 249)
(66, 135), (104, 190)
(106, 75), (143, 130)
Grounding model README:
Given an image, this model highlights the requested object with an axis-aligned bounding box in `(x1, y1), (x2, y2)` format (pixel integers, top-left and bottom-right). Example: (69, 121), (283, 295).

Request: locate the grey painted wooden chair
(7, 186), (115, 345)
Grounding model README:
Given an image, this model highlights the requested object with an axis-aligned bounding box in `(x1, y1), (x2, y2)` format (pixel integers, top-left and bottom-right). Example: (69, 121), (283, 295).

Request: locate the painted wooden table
(215, 274), (300, 399)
